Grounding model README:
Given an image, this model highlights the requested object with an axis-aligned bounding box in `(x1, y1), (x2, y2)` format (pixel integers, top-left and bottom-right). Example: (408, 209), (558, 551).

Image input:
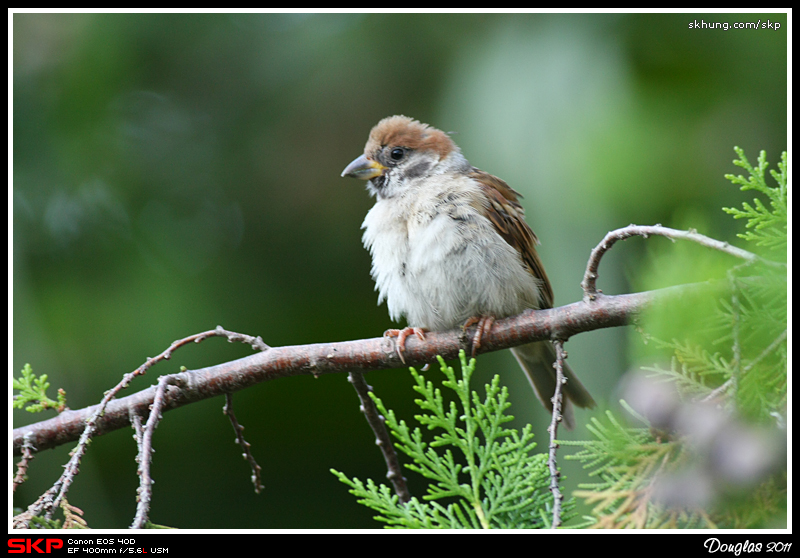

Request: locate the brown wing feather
(469, 169), (554, 309)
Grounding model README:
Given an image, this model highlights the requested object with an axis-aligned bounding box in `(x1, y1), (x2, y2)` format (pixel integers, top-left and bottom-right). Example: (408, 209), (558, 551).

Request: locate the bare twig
(581, 224), (770, 302)
(547, 340), (568, 528)
(13, 433), (36, 492)
(13, 326), (266, 528)
(223, 393), (264, 495)
(348, 371), (411, 503)
(130, 409), (144, 452)
(129, 326), (269, 528)
(131, 375), (183, 529)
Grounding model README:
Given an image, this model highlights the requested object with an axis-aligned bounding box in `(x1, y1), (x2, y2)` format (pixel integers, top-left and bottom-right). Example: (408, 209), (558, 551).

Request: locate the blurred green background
(12, 12), (787, 529)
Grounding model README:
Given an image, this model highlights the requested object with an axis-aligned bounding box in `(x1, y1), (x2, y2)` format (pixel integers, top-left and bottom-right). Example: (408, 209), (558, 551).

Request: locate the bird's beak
(341, 154), (387, 180)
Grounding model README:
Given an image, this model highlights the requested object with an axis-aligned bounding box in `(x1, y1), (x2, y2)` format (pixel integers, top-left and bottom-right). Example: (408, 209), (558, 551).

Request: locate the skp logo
(8, 538), (64, 554)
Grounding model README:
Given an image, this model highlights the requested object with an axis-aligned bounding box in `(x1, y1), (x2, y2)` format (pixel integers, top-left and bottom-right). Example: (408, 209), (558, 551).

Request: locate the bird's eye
(389, 147), (406, 161)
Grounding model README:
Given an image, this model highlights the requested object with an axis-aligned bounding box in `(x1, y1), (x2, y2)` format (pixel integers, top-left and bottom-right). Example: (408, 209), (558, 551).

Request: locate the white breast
(361, 174), (542, 331)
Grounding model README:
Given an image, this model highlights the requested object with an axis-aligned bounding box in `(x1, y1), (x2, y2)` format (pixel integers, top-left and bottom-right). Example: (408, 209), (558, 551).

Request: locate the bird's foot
(384, 327), (426, 364)
(462, 316), (495, 356)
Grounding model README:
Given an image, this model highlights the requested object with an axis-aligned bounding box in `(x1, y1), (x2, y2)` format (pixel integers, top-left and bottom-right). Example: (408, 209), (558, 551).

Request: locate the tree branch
(581, 224), (771, 302)
(348, 371), (411, 503)
(13, 286), (690, 456)
(547, 340), (568, 528)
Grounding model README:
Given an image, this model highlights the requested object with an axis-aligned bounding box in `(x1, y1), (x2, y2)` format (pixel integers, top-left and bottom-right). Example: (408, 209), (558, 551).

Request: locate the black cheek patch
(404, 160), (432, 179)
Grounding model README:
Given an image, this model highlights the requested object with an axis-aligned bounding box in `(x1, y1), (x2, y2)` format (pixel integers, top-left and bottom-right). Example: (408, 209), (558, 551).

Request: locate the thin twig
(547, 340), (567, 528)
(130, 408), (145, 507)
(13, 433), (36, 492)
(581, 224), (774, 302)
(348, 371), (411, 503)
(223, 393), (264, 494)
(13, 326), (267, 528)
(129, 326), (269, 528)
(131, 375), (183, 529)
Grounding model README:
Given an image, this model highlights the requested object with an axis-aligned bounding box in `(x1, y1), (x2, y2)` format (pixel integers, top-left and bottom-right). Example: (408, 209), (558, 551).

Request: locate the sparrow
(341, 115), (595, 429)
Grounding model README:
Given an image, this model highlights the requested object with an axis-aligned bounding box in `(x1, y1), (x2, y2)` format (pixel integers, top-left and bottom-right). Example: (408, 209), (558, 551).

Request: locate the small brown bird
(342, 115), (595, 428)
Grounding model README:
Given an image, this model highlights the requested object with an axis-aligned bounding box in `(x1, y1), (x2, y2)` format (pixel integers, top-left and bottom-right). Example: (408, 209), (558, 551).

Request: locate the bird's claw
(462, 316), (495, 357)
(384, 327), (426, 364)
